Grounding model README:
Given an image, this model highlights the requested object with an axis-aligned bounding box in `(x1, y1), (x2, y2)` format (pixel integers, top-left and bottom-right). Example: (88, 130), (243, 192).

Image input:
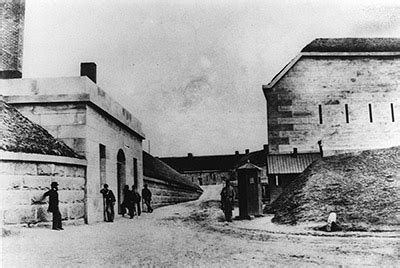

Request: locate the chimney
(188, 153), (193, 158)
(0, 0), (25, 79)
(292, 148), (298, 158)
(235, 151), (239, 155)
(245, 149), (249, 154)
(263, 144), (269, 155)
(318, 140), (323, 157)
(80, 62), (97, 83)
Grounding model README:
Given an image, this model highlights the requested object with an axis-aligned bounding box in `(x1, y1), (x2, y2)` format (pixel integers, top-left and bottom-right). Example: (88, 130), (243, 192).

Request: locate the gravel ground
(2, 185), (400, 267)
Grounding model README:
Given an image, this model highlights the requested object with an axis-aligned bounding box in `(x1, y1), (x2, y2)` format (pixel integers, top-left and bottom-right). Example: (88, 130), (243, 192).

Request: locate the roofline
(263, 51), (400, 91)
(0, 77), (145, 139)
(0, 151), (87, 166)
(3, 93), (146, 140)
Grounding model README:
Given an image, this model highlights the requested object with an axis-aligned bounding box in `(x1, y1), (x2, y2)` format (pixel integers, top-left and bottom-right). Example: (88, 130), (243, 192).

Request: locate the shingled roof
(301, 38), (400, 53)
(143, 151), (202, 192)
(0, 100), (83, 158)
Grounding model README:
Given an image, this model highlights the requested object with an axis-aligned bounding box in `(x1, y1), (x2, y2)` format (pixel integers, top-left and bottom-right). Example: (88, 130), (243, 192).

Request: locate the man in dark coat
(133, 186), (141, 216)
(121, 185), (131, 217)
(100, 184), (116, 222)
(220, 179), (235, 222)
(142, 184), (153, 213)
(42, 181), (63, 230)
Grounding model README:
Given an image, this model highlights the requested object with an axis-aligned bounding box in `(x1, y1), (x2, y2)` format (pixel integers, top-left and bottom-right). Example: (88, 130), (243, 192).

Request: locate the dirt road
(2, 185), (399, 267)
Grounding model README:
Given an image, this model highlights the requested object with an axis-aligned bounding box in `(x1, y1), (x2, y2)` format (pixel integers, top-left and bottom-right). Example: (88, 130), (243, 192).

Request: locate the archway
(117, 149), (126, 214)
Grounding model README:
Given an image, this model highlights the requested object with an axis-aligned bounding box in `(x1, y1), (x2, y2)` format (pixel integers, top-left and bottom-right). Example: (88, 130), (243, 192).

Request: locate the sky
(22, 0), (400, 157)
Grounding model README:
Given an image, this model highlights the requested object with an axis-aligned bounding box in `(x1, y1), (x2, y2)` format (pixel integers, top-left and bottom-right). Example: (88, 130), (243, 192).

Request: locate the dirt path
(2, 185), (400, 267)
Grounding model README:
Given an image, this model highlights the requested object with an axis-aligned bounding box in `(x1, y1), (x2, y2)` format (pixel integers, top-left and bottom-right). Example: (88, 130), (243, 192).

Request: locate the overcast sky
(23, 0), (400, 157)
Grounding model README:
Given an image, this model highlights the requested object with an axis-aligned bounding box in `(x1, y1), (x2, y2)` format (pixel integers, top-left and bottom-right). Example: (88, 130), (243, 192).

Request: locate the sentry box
(236, 161), (263, 219)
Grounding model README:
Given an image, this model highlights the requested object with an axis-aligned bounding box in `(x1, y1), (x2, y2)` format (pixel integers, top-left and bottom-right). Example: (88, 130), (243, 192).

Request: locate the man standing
(142, 184), (153, 213)
(220, 179), (235, 222)
(100, 184), (116, 222)
(133, 186), (142, 216)
(42, 182), (63, 230)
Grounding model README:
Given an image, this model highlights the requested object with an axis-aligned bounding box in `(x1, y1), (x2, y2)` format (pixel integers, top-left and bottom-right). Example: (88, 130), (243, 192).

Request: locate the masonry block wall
(144, 176), (202, 209)
(266, 56), (400, 155)
(1, 158), (86, 225)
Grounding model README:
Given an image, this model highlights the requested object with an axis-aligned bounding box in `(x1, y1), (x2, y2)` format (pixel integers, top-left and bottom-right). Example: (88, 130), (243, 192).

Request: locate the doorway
(117, 149), (126, 214)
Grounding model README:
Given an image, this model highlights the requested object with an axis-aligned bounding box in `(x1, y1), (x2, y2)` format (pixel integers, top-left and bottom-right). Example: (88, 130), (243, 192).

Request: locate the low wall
(0, 152), (87, 225)
(144, 176), (202, 208)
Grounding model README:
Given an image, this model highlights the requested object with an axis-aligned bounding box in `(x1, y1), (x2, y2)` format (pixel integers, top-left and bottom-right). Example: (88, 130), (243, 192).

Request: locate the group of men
(41, 182), (153, 229)
(100, 183), (153, 222)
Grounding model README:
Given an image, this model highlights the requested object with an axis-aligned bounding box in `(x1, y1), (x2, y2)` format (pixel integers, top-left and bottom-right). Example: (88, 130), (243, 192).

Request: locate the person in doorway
(220, 178), (235, 222)
(132, 186), (141, 216)
(121, 185), (130, 217)
(42, 182), (63, 230)
(142, 184), (153, 213)
(100, 184), (116, 222)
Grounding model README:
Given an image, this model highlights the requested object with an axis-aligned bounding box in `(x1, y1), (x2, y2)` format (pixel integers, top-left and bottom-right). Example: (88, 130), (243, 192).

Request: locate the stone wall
(144, 176), (202, 209)
(266, 56), (400, 155)
(1, 152), (86, 225)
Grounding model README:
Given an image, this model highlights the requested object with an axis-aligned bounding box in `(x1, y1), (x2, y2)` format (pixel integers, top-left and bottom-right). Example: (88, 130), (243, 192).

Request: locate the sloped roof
(302, 38), (400, 53)
(267, 153), (321, 174)
(160, 154), (244, 172)
(237, 161), (263, 170)
(0, 100), (83, 158)
(264, 38), (400, 90)
(143, 151), (202, 192)
(235, 150), (266, 168)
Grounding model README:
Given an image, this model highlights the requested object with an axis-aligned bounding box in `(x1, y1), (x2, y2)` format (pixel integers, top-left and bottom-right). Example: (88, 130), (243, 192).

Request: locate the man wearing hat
(42, 182), (63, 230)
(220, 178), (235, 222)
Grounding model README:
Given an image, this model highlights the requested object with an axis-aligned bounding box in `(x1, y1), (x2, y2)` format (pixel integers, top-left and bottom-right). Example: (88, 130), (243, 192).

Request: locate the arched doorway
(117, 149), (126, 214)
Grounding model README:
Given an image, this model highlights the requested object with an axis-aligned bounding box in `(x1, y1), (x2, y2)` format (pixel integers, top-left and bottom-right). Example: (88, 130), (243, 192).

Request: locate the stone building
(1, 100), (87, 225)
(0, 74), (145, 224)
(160, 151), (245, 185)
(143, 152), (203, 208)
(263, 38), (400, 156)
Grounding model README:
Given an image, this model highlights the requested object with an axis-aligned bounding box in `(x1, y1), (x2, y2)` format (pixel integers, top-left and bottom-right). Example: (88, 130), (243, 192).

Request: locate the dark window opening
(345, 104), (349, 123)
(369, 104), (373, 123)
(391, 103), (395, 122)
(319, 105), (323, 124)
(99, 144), (106, 186)
(133, 158), (138, 189)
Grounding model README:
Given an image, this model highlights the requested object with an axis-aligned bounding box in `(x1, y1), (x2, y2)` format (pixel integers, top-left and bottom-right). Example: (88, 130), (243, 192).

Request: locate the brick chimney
(0, 0), (25, 79)
(292, 147), (298, 158)
(318, 140), (323, 157)
(263, 144), (269, 155)
(80, 62), (97, 83)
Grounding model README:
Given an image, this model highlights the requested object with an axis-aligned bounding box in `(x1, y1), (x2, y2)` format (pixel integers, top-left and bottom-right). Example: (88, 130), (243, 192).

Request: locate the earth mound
(269, 147), (400, 228)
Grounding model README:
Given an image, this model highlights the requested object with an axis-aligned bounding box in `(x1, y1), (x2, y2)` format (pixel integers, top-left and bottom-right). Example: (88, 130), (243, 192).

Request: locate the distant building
(263, 38), (400, 156)
(160, 151), (245, 185)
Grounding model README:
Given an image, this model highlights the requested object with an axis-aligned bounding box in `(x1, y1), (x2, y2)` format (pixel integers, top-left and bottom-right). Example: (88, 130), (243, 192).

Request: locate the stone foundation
(1, 152), (86, 225)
